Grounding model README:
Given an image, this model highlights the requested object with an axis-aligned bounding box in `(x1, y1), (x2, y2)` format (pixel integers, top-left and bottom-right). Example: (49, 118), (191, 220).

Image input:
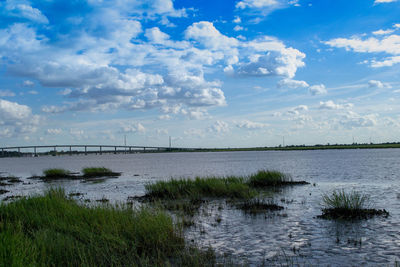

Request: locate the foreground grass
(319, 190), (389, 220)
(144, 170), (307, 200)
(0, 189), (215, 266)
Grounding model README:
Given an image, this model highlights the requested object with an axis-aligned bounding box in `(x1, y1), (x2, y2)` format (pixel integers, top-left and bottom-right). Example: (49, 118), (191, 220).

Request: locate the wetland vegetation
(0, 189), (215, 266)
(318, 190), (389, 220)
(32, 167), (121, 180)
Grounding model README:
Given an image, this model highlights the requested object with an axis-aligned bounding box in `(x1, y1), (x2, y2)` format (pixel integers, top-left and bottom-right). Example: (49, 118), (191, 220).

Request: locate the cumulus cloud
(0, 98), (40, 137)
(120, 122), (146, 134)
(2, 2), (49, 24)
(368, 80), (391, 88)
(325, 31), (400, 67)
(236, 120), (268, 129)
(373, 29), (395, 35)
(339, 112), (377, 129)
(0, 3), (306, 119)
(277, 78), (309, 88)
(319, 100), (353, 110)
(309, 84), (327, 95)
(374, 0), (397, 4)
(22, 80), (34, 87)
(208, 120), (230, 134)
(46, 128), (62, 135)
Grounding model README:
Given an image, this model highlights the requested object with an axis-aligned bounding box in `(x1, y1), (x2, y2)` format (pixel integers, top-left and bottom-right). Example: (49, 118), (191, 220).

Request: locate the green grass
(0, 189), (216, 266)
(322, 190), (369, 210)
(247, 170), (293, 187)
(144, 170), (307, 200)
(82, 167), (120, 177)
(43, 168), (71, 178)
(145, 176), (255, 200)
(319, 190), (389, 220)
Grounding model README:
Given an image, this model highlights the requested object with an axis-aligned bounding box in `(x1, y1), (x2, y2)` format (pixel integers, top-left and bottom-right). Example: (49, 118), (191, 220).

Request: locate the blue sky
(0, 0), (400, 148)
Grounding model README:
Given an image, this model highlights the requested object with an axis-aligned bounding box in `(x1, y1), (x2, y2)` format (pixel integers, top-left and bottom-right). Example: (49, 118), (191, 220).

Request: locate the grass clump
(43, 168), (72, 179)
(319, 190), (389, 220)
(0, 189), (216, 266)
(145, 177), (255, 200)
(82, 167), (120, 178)
(247, 170), (307, 187)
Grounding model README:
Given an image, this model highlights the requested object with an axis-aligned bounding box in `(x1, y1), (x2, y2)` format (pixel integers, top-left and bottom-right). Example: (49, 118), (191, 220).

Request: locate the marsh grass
(0, 189), (216, 266)
(322, 190), (369, 210)
(145, 176), (255, 200)
(82, 167), (120, 177)
(144, 170), (307, 201)
(43, 168), (72, 179)
(248, 170), (307, 187)
(319, 190), (389, 220)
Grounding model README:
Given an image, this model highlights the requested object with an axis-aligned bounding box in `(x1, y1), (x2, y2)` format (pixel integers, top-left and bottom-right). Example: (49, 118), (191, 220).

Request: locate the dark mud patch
(236, 199), (284, 215)
(318, 208), (389, 220)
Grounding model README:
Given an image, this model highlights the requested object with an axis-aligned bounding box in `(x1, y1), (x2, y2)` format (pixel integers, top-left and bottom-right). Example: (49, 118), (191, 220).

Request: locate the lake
(1, 149), (399, 266)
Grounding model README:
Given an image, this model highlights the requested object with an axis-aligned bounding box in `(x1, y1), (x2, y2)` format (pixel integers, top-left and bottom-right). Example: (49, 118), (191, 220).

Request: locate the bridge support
(114, 146), (117, 154)
(18, 147), (21, 157)
(69, 146), (72, 156)
(99, 146), (102, 155)
(1, 148), (4, 157)
(85, 146), (87, 155)
(34, 147), (37, 157)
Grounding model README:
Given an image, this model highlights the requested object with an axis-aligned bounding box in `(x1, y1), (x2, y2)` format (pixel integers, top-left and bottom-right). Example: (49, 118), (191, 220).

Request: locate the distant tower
(169, 136), (171, 148)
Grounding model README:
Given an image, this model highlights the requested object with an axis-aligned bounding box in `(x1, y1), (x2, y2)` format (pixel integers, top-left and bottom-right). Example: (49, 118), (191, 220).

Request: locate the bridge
(0, 144), (200, 158)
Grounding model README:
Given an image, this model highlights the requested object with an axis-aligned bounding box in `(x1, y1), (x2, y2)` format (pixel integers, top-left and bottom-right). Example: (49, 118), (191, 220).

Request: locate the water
(1, 149), (399, 266)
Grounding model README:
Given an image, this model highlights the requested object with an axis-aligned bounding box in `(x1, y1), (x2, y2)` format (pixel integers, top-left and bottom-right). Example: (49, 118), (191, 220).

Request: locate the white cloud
(325, 35), (400, 55)
(374, 0), (397, 4)
(319, 100), (353, 110)
(28, 90), (38, 95)
(0, 90), (15, 97)
(236, 120), (268, 129)
(22, 80), (34, 87)
(234, 25), (244, 31)
(373, 29), (395, 35)
(325, 32), (400, 67)
(370, 56), (400, 67)
(236, 0), (279, 9)
(46, 128), (62, 135)
(208, 120), (230, 134)
(3, 3), (49, 24)
(234, 37), (305, 78)
(120, 122), (146, 133)
(339, 111), (377, 129)
(368, 80), (391, 88)
(309, 84), (327, 95)
(0, 98), (40, 137)
(233, 16), (242, 23)
(277, 78), (309, 88)
(185, 21), (239, 51)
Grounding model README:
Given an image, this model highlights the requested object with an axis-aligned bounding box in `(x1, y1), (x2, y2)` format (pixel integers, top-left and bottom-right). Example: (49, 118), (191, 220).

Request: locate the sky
(0, 0), (400, 148)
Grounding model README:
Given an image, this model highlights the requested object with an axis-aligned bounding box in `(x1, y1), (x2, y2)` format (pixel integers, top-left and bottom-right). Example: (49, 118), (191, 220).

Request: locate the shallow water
(1, 149), (399, 266)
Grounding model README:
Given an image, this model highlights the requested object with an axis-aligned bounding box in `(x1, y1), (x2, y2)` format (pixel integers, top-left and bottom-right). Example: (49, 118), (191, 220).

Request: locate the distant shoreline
(1, 142), (400, 158)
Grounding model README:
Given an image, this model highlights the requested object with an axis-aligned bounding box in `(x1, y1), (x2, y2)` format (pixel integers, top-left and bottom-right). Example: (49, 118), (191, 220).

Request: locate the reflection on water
(1, 149), (400, 265)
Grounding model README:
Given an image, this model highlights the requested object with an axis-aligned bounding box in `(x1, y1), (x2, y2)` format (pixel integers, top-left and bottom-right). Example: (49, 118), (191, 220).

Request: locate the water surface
(1, 149), (399, 266)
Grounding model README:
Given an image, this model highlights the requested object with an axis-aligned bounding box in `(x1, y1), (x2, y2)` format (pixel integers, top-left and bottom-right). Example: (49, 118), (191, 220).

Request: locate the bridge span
(0, 144), (199, 158)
